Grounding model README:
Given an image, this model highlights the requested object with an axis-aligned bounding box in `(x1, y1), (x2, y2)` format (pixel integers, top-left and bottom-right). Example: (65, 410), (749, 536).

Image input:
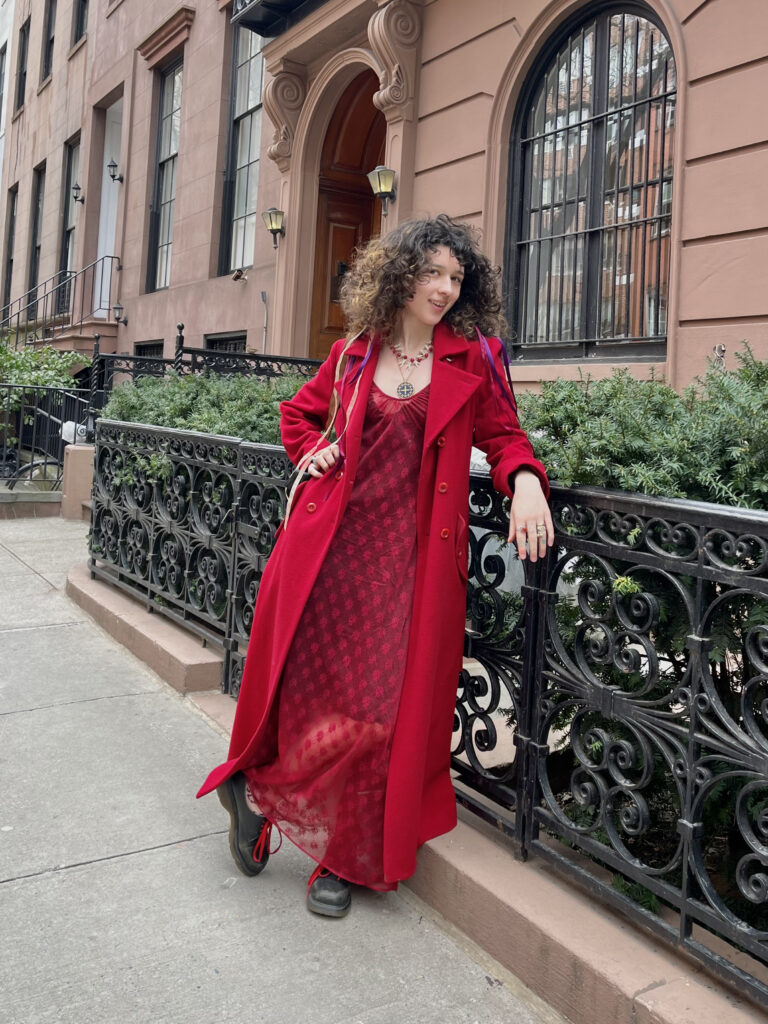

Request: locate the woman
(197, 215), (552, 917)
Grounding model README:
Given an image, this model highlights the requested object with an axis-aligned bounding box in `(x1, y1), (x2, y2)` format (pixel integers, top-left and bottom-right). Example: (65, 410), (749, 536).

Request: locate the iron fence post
(174, 324), (185, 373)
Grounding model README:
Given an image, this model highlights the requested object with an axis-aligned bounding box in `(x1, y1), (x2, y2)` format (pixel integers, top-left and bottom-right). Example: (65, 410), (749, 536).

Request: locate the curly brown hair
(340, 215), (507, 340)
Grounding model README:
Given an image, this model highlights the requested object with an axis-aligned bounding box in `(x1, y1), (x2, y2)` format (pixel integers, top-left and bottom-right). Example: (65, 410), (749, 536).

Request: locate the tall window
(42, 0), (57, 81)
(223, 27), (263, 272)
(149, 63), (183, 291)
(3, 186), (18, 318)
(58, 140), (80, 312)
(0, 46), (7, 133)
(508, 7), (676, 359)
(15, 18), (30, 112)
(73, 0), (88, 46)
(29, 165), (46, 317)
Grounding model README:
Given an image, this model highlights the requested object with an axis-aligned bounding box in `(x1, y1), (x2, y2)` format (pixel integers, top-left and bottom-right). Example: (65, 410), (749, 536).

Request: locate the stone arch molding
(263, 0), (422, 171)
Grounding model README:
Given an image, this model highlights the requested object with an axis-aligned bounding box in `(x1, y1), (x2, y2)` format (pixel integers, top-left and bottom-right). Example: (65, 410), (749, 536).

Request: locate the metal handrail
(0, 255), (121, 348)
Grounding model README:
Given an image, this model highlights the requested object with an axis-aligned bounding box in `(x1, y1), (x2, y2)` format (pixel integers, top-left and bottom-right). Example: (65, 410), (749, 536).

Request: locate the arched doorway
(309, 70), (386, 360)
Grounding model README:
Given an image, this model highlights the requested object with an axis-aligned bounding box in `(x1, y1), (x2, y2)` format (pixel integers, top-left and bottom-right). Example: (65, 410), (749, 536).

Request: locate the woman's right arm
(279, 341), (342, 467)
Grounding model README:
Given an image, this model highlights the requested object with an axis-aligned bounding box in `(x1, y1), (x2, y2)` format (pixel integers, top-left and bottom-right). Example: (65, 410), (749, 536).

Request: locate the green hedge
(102, 346), (768, 510)
(517, 346), (768, 509)
(102, 371), (306, 447)
(0, 344), (87, 387)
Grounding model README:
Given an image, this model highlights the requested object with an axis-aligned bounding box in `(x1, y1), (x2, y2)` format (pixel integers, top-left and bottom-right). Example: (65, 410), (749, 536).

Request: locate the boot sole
(306, 892), (352, 918)
(217, 778), (268, 878)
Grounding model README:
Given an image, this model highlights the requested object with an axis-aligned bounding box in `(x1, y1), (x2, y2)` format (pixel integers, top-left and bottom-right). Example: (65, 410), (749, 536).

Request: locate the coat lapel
(422, 324), (482, 451)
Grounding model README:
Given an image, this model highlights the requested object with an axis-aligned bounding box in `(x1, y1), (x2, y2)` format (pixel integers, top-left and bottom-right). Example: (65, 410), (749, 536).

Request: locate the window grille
(509, 7), (676, 360)
(204, 333), (247, 353)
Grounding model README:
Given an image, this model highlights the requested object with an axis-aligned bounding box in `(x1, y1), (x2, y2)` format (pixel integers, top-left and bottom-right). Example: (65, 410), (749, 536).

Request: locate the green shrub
(517, 344), (768, 509)
(102, 371), (305, 445)
(0, 344), (87, 387)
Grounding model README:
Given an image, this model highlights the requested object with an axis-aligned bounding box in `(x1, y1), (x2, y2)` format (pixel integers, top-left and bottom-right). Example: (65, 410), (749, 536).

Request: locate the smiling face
(401, 245), (464, 333)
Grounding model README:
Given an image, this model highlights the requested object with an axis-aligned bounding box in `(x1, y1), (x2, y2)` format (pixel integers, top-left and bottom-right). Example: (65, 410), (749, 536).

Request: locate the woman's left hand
(508, 469), (555, 562)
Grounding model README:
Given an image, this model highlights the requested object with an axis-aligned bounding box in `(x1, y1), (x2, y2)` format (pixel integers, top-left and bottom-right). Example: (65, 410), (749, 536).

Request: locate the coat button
(438, 482), (448, 493)
(306, 502), (317, 513)
(334, 470), (343, 480)
(440, 527), (450, 539)
(437, 435), (446, 447)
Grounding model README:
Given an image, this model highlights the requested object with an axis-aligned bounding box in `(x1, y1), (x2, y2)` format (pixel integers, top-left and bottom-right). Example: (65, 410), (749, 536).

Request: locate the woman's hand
(307, 443), (340, 478)
(508, 469), (555, 562)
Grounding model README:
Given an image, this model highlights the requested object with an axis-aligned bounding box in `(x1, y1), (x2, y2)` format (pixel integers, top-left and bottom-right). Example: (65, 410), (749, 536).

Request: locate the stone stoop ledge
(66, 563), (224, 693)
(0, 489), (62, 518)
(407, 819), (761, 1024)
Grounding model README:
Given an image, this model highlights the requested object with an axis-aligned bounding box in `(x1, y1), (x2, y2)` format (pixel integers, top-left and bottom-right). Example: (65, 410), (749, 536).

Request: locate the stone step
(66, 563), (225, 694)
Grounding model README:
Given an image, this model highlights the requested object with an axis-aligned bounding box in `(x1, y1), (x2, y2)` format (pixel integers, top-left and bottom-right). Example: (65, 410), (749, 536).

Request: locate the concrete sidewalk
(0, 517), (564, 1024)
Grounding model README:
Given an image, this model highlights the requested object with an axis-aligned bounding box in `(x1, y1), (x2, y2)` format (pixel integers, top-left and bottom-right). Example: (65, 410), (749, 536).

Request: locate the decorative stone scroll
(368, 0), (422, 121)
(263, 60), (307, 172)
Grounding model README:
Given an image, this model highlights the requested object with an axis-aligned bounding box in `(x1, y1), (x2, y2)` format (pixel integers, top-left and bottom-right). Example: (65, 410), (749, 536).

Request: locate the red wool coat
(198, 322), (549, 884)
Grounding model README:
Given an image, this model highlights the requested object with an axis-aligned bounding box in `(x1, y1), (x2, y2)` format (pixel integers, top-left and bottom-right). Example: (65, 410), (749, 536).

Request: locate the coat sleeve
(279, 341), (343, 466)
(472, 336), (550, 501)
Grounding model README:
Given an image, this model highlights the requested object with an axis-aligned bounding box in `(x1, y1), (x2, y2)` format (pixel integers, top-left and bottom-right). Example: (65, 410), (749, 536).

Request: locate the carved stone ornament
(263, 62), (307, 171)
(368, 0), (422, 120)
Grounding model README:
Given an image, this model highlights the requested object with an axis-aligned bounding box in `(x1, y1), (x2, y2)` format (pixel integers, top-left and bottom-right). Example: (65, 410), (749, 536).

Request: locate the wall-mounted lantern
(72, 182), (85, 205)
(107, 159), (124, 183)
(113, 302), (128, 327)
(262, 208), (285, 250)
(367, 165), (396, 217)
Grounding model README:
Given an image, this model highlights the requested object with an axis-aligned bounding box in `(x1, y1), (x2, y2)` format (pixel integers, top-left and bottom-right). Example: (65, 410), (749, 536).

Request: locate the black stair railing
(0, 255), (121, 349)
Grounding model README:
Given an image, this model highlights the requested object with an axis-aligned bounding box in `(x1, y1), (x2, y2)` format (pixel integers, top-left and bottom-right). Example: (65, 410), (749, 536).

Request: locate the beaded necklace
(387, 337), (433, 399)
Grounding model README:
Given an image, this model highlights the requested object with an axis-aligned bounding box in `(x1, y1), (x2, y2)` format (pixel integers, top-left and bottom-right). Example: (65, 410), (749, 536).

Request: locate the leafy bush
(517, 345), (768, 508)
(0, 344), (88, 387)
(102, 371), (305, 445)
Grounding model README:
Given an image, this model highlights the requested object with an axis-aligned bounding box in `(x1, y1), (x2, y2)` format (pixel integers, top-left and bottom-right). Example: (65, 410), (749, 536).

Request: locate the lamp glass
(107, 159), (117, 179)
(367, 165), (396, 198)
(113, 303), (123, 320)
(261, 208), (285, 234)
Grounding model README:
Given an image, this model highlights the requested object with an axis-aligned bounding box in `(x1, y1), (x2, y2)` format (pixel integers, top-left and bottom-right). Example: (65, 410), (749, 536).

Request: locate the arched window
(507, 6), (676, 359)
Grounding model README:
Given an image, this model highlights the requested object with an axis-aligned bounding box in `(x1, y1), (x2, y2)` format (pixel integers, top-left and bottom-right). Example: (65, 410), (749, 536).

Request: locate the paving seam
(0, 691), (162, 717)
(0, 828), (228, 885)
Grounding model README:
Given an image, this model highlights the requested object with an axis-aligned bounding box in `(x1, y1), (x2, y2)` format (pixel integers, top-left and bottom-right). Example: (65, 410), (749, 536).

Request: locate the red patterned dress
(244, 381), (430, 890)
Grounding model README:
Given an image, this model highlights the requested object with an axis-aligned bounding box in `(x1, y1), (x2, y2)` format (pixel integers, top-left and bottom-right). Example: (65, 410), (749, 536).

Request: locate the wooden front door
(310, 192), (377, 361)
(309, 70), (385, 361)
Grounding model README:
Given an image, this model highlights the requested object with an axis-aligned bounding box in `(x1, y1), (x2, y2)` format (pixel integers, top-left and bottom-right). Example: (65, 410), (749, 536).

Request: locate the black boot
(306, 865), (352, 918)
(217, 773), (275, 876)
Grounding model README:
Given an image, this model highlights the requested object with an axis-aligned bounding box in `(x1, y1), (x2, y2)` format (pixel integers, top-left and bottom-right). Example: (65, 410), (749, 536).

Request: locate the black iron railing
(1, 256), (121, 349)
(88, 418), (768, 1008)
(1, 384), (90, 489)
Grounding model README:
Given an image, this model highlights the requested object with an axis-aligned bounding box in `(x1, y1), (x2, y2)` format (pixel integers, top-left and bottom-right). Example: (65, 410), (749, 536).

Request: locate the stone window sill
(68, 34), (87, 62)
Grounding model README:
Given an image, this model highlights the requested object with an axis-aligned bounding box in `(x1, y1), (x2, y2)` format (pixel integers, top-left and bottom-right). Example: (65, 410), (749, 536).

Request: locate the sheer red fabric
(244, 382), (430, 890)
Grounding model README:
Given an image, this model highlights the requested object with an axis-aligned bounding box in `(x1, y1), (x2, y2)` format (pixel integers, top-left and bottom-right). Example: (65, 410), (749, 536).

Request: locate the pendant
(396, 380), (415, 399)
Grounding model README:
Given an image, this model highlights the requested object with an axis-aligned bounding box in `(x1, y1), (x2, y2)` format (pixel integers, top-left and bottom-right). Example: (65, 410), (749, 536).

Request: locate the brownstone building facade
(1, 0), (766, 389)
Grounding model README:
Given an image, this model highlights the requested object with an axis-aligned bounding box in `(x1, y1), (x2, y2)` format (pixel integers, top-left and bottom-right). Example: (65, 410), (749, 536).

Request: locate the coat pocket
(455, 511), (469, 583)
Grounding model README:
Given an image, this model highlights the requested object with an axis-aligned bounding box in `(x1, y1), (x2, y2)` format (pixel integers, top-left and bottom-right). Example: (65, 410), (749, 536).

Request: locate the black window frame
(58, 137), (80, 313)
(42, 0), (57, 81)
(3, 185), (18, 318)
(28, 164), (46, 318)
(15, 18), (30, 113)
(134, 340), (165, 358)
(0, 46), (7, 132)
(505, 1), (677, 362)
(219, 25), (264, 275)
(204, 331), (247, 353)
(72, 0), (88, 46)
(147, 60), (183, 293)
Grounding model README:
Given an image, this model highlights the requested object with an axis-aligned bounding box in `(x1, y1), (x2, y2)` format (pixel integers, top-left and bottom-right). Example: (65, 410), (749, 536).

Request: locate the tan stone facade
(1, 0), (767, 388)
